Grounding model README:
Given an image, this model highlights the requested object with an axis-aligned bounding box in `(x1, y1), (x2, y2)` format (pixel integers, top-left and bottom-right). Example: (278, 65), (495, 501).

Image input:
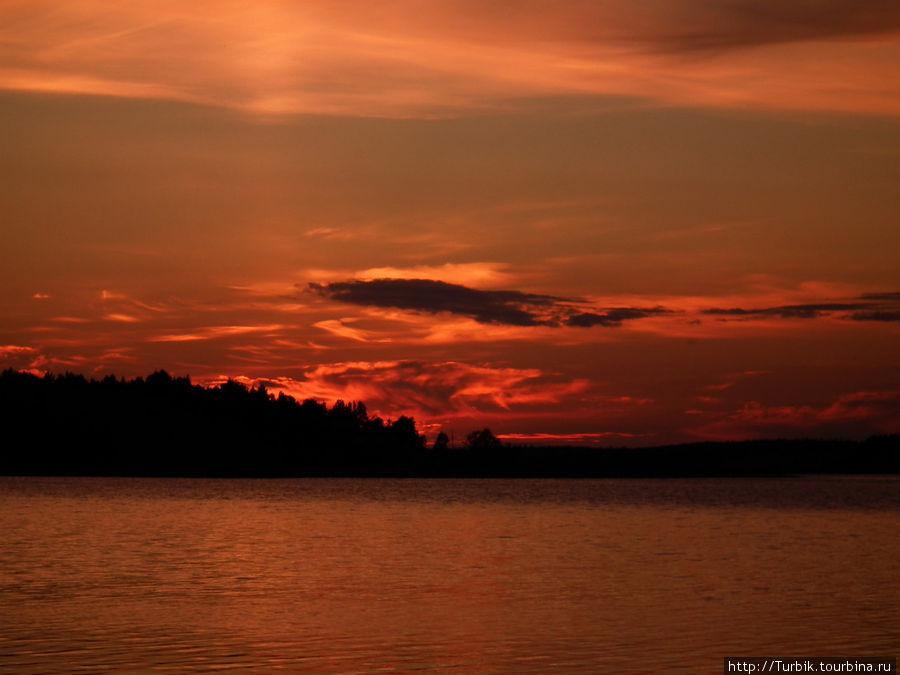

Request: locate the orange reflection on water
(0, 477), (897, 672)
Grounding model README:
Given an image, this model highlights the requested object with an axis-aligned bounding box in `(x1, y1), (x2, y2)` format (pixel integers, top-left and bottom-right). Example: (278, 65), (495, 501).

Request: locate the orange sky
(1, 0), (899, 444)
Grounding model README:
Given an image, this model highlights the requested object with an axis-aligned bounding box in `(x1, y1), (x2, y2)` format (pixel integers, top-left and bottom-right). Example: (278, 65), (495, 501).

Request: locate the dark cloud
(646, 0), (900, 53)
(704, 291), (900, 322)
(438, 0), (900, 53)
(309, 278), (669, 328)
(859, 292), (900, 302)
(703, 302), (869, 319)
(848, 311), (900, 322)
(566, 307), (671, 328)
(309, 278), (560, 326)
(312, 280), (900, 328)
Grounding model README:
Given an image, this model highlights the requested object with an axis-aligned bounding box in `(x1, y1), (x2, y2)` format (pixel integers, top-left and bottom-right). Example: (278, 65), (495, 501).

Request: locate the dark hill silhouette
(0, 369), (897, 477)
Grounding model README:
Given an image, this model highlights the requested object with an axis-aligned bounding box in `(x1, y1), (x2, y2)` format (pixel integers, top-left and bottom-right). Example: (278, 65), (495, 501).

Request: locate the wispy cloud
(1, 1), (897, 116)
(312, 319), (393, 343)
(104, 313), (141, 323)
(100, 290), (168, 315)
(149, 324), (284, 343)
(51, 317), (90, 324)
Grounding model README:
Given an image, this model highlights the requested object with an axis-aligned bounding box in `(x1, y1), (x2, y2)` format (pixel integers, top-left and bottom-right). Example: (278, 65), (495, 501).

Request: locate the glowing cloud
(208, 359), (592, 423)
(0, 345), (36, 357)
(104, 313), (140, 323)
(355, 263), (513, 287)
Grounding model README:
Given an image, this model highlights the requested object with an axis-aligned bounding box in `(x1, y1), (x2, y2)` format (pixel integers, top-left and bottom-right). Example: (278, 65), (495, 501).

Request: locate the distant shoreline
(2, 369), (897, 478)
(3, 441), (898, 478)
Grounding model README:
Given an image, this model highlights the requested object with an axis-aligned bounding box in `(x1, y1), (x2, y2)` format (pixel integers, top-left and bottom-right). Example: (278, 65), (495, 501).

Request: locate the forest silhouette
(0, 369), (897, 477)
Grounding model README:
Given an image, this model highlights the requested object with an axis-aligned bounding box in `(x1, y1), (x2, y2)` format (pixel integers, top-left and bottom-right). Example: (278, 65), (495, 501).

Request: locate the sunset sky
(2, 0), (898, 445)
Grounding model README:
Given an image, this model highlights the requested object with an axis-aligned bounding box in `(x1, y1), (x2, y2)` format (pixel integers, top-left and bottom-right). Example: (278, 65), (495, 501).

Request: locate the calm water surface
(0, 477), (897, 673)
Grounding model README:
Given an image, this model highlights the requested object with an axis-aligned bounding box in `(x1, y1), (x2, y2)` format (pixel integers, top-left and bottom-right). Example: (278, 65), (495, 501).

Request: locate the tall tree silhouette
(465, 428), (501, 451)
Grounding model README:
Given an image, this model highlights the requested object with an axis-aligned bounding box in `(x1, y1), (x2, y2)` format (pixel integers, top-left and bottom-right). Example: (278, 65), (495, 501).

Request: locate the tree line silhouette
(0, 368), (897, 477)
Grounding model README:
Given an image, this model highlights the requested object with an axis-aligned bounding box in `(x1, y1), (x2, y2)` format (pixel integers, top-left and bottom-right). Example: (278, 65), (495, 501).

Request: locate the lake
(0, 477), (897, 673)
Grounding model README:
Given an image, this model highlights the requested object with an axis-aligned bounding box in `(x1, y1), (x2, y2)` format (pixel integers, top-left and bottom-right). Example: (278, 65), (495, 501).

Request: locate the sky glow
(1, 0), (898, 444)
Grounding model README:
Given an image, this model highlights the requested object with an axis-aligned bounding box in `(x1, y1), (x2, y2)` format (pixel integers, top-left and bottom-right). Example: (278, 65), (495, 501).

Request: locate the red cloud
(690, 391), (900, 440)
(198, 360), (592, 427)
(0, 345), (36, 358)
(819, 391), (900, 423)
